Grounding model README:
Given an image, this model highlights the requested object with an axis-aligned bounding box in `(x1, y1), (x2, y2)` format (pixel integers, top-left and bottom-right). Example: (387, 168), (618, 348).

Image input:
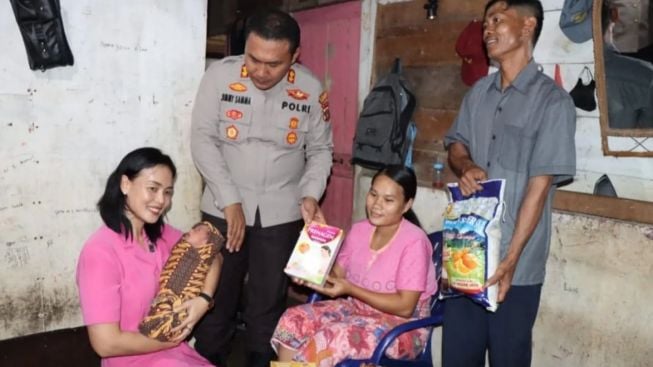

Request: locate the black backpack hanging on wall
(9, 0), (74, 71)
(352, 58), (416, 170)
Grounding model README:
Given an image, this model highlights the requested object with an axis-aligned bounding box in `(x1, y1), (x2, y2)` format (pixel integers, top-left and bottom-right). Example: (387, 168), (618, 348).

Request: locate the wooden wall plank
(553, 190), (653, 225)
(374, 20), (470, 68)
(403, 65), (470, 110)
(412, 108), (457, 149)
(377, 0), (487, 30)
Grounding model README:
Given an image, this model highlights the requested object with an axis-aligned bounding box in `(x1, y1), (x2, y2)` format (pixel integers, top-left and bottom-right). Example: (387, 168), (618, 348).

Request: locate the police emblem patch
(226, 125), (239, 140)
(286, 131), (298, 145)
(226, 109), (243, 120)
(240, 65), (248, 78)
(287, 89), (309, 100)
(229, 82), (247, 92)
(289, 117), (299, 129)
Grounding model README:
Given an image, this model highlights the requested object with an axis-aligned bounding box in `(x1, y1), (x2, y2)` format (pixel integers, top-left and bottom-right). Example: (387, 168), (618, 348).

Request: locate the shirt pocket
(497, 124), (535, 174)
(272, 111), (309, 150)
(217, 103), (253, 144)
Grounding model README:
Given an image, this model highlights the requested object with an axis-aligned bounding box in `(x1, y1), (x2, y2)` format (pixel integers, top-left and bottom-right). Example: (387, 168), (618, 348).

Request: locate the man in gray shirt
(443, 0), (576, 366)
(190, 9), (333, 367)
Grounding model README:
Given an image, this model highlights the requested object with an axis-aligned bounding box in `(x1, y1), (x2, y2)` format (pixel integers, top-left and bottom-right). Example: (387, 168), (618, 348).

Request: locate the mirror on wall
(594, 0), (653, 156)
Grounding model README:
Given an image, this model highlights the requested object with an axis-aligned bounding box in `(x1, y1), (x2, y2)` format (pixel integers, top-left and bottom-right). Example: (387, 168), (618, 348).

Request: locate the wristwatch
(198, 292), (215, 309)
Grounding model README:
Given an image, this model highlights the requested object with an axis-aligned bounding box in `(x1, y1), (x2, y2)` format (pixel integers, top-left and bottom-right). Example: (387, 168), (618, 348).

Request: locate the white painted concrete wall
(0, 0), (207, 339)
(356, 1), (653, 366)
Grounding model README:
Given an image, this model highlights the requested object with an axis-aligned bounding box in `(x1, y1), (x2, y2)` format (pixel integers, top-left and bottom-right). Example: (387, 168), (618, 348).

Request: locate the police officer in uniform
(190, 8), (333, 367)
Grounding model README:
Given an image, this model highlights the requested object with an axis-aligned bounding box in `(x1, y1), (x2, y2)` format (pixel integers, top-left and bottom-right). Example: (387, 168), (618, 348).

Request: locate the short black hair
(245, 8), (301, 54)
(484, 0), (544, 47)
(97, 147), (176, 243)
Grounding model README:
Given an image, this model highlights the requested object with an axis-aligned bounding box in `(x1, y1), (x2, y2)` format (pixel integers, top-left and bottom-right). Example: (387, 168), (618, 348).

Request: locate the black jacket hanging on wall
(10, 0), (74, 71)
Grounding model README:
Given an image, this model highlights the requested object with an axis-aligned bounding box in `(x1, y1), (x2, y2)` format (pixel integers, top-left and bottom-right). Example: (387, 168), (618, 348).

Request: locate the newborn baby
(139, 221), (224, 341)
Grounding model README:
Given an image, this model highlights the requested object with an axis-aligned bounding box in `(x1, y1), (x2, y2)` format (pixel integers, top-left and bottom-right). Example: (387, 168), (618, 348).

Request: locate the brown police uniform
(190, 55), (333, 363)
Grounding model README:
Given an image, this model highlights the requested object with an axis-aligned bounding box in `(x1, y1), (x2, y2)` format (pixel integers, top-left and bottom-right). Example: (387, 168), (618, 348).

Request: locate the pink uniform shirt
(336, 218), (437, 301)
(76, 224), (212, 367)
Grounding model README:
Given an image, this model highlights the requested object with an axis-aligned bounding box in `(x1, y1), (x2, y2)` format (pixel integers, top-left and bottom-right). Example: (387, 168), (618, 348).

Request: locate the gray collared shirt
(445, 60), (576, 285)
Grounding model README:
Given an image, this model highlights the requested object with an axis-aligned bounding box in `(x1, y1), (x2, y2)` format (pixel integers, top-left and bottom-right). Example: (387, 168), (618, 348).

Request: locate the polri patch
(281, 101), (311, 113)
(289, 117), (299, 129)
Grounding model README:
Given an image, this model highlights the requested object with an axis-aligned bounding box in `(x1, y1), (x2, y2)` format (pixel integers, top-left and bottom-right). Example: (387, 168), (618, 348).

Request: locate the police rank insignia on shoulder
(240, 64), (248, 78)
(287, 89), (309, 100)
(319, 91), (330, 122)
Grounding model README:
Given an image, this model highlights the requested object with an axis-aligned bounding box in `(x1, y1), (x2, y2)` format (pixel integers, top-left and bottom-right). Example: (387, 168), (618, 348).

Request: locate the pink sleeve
(76, 240), (121, 325)
(336, 222), (367, 269)
(335, 233), (352, 269)
(395, 236), (431, 292)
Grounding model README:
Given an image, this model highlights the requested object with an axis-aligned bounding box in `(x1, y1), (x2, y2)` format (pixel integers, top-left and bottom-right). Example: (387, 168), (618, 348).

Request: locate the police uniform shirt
(191, 55), (333, 228)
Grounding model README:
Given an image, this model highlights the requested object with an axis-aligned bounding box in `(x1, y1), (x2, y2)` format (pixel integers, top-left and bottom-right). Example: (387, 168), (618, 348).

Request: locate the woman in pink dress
(76, 147), (219, 367)
(271, 165), (437, 367)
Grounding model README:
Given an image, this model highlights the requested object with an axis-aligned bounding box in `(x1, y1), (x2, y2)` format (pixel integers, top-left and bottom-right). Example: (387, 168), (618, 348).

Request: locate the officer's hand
(223, 203), (245, 252)
(458, 164), (487, 197)
(301, 197), (326, 224)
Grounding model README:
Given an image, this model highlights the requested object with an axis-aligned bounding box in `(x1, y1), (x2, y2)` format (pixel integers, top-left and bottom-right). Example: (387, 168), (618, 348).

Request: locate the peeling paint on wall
(0, 0), (206, 340)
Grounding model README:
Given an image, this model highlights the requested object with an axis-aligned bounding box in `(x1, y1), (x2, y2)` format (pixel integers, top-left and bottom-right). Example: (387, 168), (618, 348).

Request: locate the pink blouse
(336, 218), (437, 301)
(76, 224), (212, 367)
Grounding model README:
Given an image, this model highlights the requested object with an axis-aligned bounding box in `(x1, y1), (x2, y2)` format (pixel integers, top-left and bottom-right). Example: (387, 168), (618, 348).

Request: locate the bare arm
(447, 142), (487, 196)
(486, 175), (553, 301)
(87, 323), (182, 358)
(305, 273), (420, 319)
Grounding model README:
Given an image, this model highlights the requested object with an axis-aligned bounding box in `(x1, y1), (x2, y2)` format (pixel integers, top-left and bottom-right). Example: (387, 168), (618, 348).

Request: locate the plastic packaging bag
(440, 179), (505, 312)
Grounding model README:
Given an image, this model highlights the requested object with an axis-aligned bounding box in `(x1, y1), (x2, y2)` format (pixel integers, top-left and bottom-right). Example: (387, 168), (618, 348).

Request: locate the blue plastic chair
(308, 231), (444, 367)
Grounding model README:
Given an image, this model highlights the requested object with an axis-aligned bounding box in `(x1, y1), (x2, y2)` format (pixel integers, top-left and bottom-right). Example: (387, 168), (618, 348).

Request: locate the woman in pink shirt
(76, 147), (218, 367)
(271, 165), (437, 367)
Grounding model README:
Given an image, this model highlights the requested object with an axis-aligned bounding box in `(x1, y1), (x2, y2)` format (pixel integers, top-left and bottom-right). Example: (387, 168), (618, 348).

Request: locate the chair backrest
(427, 231), (443, 314)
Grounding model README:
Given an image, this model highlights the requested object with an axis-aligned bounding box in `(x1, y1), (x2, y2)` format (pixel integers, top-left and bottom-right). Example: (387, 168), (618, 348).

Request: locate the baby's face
(185, 224), (211, 247)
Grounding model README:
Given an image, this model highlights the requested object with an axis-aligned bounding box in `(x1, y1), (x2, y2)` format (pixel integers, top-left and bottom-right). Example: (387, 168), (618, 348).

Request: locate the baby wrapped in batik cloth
(139, 221), (224, 341)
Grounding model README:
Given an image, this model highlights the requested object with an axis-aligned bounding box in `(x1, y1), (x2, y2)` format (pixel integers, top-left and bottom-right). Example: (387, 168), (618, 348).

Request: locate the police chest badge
(287, 89), (309, 100)
(286, 131), (298, 145)
(289, 117), (299, 129)
(226, 109), (243, 121)
(226, 125), (239, 140)
(229, 82), (247, 92)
